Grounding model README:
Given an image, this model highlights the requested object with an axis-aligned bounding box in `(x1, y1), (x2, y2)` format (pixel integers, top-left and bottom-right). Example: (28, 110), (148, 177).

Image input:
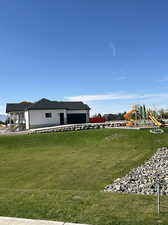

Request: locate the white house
(6, 98), (90, 130)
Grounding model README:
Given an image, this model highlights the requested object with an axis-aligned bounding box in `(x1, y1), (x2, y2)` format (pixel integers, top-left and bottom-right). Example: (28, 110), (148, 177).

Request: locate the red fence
(89, 117), (107, 123)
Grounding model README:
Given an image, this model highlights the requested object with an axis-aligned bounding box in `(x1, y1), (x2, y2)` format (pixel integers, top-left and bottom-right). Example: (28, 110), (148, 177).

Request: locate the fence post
(157, 180), (160, 215)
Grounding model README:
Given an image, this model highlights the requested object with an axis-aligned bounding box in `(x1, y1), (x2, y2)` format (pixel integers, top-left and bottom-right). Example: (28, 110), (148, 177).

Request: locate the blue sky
(1, 0), (168, 115)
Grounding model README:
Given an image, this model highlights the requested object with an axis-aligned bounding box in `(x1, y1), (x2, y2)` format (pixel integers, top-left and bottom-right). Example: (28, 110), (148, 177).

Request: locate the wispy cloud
(66, 93), (125, 102)
(116, 75), (127, 81)
(66, 92), (168, 114)
(66, 93), (136, 102)
(109, 42), (116, 57)
(66, 92), (168, 102)
(104, 40), (116, 57)
(157, 76), (168, 82)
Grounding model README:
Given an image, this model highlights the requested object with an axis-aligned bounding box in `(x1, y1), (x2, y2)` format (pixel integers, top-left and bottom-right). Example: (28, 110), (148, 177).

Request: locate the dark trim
(60, 113), (64, 125)
(6, 107), (90, 113)
(28, 108), (90, 110)
(67, 113), (87, 124)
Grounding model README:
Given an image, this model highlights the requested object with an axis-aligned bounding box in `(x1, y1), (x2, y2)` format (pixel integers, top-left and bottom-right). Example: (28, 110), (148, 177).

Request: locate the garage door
(67, 113), (86, 124)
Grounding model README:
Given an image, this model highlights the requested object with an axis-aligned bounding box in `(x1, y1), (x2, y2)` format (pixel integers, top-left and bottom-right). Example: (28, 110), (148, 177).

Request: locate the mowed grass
(0, 128), (168, 225)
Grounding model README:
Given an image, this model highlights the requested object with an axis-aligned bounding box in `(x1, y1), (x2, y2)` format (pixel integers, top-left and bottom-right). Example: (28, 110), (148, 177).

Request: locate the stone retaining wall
(30, 121), (127, 134)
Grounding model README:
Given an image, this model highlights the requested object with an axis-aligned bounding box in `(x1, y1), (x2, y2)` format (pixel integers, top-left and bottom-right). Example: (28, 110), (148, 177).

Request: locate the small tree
(158, 108), (165, 119)
(97, 113), (102, 118)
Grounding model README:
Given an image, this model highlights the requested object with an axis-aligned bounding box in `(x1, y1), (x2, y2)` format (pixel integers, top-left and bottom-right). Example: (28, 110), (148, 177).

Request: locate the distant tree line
(103, 112), (126, 121)
(158, 108), (168, 119)
(91, 112), (127, 121)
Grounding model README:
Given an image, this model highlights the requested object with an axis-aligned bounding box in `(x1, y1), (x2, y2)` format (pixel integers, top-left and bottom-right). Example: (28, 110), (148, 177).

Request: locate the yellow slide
(148, 113), (162, 127)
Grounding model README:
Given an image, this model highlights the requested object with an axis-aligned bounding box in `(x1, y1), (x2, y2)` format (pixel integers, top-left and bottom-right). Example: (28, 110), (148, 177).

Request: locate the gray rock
(104, 147), (168, 195)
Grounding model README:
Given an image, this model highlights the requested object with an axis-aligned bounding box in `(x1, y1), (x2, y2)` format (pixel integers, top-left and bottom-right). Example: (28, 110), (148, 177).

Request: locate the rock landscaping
(104, 147), (168, 195)
(30, 121), (127, 134)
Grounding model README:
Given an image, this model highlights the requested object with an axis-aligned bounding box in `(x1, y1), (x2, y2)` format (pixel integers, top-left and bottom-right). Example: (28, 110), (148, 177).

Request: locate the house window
(45, 113), (52, 118)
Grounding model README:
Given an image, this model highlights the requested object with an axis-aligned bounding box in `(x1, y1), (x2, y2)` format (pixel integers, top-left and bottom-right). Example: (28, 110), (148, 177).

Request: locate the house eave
(27, 108), (90, 111)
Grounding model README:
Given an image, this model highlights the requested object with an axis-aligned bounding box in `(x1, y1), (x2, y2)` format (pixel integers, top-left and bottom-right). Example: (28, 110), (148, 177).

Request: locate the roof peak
(37, 98), (51, 103)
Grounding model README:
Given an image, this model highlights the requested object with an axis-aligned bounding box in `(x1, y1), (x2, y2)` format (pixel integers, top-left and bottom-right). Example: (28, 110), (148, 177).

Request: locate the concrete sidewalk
(0, 217), (90, 225)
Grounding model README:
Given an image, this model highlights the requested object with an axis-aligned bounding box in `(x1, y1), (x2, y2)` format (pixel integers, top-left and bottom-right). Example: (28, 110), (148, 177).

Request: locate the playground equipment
(124, 104), (164, 128)
(124, 104), (147, 127)
(124, 105), (137, 126)
(124, 110), (136, 120)
(148, 112), (162, 127)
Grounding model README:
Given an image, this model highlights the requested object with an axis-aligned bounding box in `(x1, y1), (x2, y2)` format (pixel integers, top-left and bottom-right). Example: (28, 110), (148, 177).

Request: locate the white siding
(26, 109), (90, 129)
(25, 111), (29, 130)
(29, 109), (65, 128)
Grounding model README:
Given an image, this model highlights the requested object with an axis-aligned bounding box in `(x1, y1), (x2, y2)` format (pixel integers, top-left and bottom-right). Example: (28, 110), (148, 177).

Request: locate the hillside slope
(0, 129), (168, 225)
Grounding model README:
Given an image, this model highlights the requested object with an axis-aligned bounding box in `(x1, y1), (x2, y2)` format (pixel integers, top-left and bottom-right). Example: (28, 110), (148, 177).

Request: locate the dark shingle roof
(6, 103), (33, 113)
(6, 98), (90, 113)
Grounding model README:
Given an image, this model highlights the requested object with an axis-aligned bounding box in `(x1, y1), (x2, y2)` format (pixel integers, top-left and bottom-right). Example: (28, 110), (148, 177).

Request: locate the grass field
(0, 128), (168, 225)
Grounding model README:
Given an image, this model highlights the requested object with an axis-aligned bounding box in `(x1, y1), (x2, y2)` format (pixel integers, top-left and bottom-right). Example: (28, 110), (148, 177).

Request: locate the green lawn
(0, 128), (168, 225)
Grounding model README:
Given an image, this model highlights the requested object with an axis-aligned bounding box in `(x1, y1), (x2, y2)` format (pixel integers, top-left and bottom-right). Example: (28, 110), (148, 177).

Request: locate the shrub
(89, 117), (106, 123)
